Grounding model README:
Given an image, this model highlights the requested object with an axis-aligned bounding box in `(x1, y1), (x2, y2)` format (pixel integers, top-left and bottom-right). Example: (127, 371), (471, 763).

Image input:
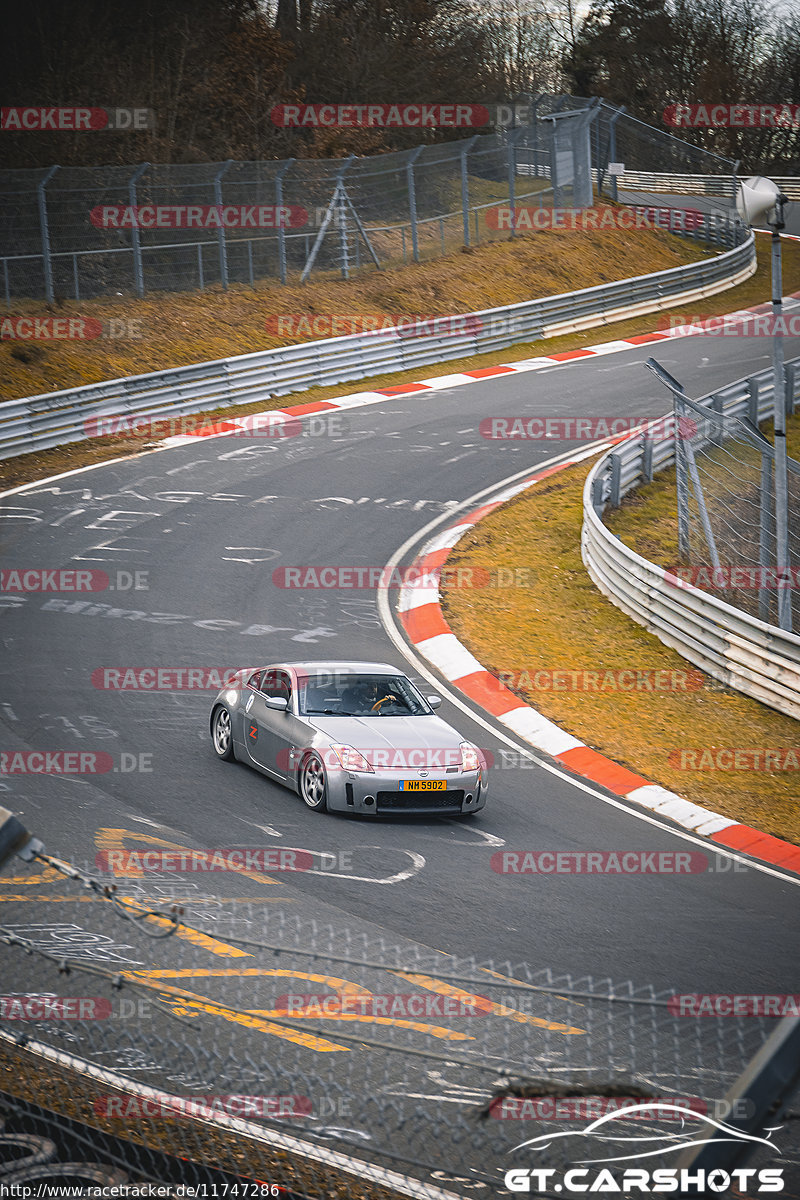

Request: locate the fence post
(407, 146), (424, 263)
(608, 106), (625, 202)
(674, 395), (691, 559)
(37, 165), (59, 304)
(759, 452), (773, 623)
(128, 163), (149, 298)
(275, 158), (295, 286)
(460, 136), (479, 247)
(214, 160), (233, 289)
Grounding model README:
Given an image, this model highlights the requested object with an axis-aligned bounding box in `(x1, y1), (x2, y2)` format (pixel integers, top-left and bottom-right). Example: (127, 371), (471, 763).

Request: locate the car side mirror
(426, 695), (442, 709)
(264, 695), (289, 711)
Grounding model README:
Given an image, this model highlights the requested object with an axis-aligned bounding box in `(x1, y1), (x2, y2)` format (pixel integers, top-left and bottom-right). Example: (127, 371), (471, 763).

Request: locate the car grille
(376, 790), (464, 812)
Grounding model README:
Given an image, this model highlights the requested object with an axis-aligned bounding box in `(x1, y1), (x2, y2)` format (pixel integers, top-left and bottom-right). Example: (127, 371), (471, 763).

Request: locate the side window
(246, 669), (264, 691)
(263, 670), (292, 705)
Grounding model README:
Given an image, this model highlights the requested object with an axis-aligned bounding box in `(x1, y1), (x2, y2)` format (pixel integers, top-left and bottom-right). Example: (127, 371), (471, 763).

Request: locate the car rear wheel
(212, 706), (235, 761)
(300, 753), (327, 812)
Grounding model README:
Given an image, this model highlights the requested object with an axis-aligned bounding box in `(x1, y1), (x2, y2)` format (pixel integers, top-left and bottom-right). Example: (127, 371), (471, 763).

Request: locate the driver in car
(344, 678), (404, 714)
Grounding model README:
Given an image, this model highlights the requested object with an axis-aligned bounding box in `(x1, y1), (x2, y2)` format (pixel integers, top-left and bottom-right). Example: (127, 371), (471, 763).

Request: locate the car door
(244, 668), (306, 782)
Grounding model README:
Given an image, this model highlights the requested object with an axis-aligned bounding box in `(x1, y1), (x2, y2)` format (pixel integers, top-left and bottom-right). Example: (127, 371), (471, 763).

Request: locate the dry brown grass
(441, 441), (800, 845)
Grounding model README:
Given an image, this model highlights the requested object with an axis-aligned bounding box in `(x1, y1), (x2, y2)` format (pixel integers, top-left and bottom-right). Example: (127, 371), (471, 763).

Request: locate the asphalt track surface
(2, 324), (800, 1194)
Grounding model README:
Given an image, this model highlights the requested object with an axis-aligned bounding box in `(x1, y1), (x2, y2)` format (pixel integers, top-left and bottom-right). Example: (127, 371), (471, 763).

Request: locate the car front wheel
(300, 753), (327, 812)
(212, 706), (236, 761)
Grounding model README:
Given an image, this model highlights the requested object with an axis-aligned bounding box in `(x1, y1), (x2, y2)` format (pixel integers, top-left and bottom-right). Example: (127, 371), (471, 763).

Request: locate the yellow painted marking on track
(477, 964), (584, 1009)
(0, 869), (61, 885)
(95, 828), (282, 886)
(246, 1009), (473, 1041)
(117, 973), (348, 1052)
(0, 894), (293, 903)
(115, 897), (251, 958)
(390, 971), (585, 1036)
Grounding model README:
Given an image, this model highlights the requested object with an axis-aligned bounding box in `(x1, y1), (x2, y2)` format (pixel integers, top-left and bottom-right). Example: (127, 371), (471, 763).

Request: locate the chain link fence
(673, 387), (800, 635)
(0, 95), (739, 305)
(0, 841), (796, 1196)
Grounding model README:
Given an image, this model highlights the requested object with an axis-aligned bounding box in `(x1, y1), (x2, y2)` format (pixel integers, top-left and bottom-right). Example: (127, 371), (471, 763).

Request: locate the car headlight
(460, 741), (480, 771)
(330, 743), (374, 772)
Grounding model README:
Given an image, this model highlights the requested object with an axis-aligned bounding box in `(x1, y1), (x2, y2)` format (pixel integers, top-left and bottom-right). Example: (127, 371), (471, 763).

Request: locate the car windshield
(297, 672), (430, 716)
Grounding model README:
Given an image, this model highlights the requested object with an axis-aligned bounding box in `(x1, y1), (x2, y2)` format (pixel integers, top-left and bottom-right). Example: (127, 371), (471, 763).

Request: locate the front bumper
(325, 768), (487, 816)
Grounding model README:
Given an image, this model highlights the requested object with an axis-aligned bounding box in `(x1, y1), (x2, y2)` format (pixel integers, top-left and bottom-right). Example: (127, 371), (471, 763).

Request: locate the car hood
(306, 714), (466, 766)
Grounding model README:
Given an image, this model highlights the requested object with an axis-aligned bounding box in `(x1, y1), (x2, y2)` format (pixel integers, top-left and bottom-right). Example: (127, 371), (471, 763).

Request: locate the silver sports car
(209, 660), (488, 816)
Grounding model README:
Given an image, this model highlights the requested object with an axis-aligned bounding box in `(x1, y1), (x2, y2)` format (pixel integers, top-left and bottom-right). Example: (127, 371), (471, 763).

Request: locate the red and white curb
(159, 287), (800, 449)
(396, 454), (800, 877)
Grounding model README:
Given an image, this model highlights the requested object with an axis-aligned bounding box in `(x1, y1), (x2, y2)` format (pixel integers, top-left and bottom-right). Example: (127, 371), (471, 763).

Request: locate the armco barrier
(582, 359), (800, 720)
(1, 218), (754, 462)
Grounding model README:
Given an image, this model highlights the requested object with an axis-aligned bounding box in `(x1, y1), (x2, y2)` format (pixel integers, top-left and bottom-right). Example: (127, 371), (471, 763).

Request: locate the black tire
(299, 752), (328, 812)
(212, 705), (236, 761)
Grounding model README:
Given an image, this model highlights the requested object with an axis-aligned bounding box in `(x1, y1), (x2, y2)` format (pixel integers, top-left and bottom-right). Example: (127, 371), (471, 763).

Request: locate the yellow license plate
(400, 780), (446, 791)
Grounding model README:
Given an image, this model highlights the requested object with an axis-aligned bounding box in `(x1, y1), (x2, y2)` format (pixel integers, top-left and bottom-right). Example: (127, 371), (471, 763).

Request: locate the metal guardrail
(1, 218), (754, 462)
(582, 358), (800, 720)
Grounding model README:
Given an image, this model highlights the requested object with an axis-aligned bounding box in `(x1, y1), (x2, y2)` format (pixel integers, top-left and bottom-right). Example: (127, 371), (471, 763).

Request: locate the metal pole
(37, 165), (59, 304)
(759, 451), (773, 622)
(460, 136), (479, 247)
(128, 163), (149, 298)
(770, 198), (792, 630)
(407, 146), (424, 264)
(275, 158), (295, 286)
(609, 106), (625, 203)
(674, 396), (691, 559)
(214, 160), (233, 289)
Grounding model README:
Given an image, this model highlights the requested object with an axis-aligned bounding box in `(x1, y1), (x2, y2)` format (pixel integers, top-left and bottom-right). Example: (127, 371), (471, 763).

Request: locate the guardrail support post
(214, 160), (233, 289)
(37, 165), (59, 304)
(128, 163), (150, 298)
(642, 434), (653, 483)
(407, 146), (424, 263)
(275, 158), (295, 286)
(460, 136), (479, 247)
(747, 377), (760, 429)
(609, 452), (622, 507)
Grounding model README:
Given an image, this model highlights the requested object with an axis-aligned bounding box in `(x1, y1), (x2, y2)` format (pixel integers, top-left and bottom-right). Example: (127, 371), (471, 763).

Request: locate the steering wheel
(371, 693), (398, 713)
